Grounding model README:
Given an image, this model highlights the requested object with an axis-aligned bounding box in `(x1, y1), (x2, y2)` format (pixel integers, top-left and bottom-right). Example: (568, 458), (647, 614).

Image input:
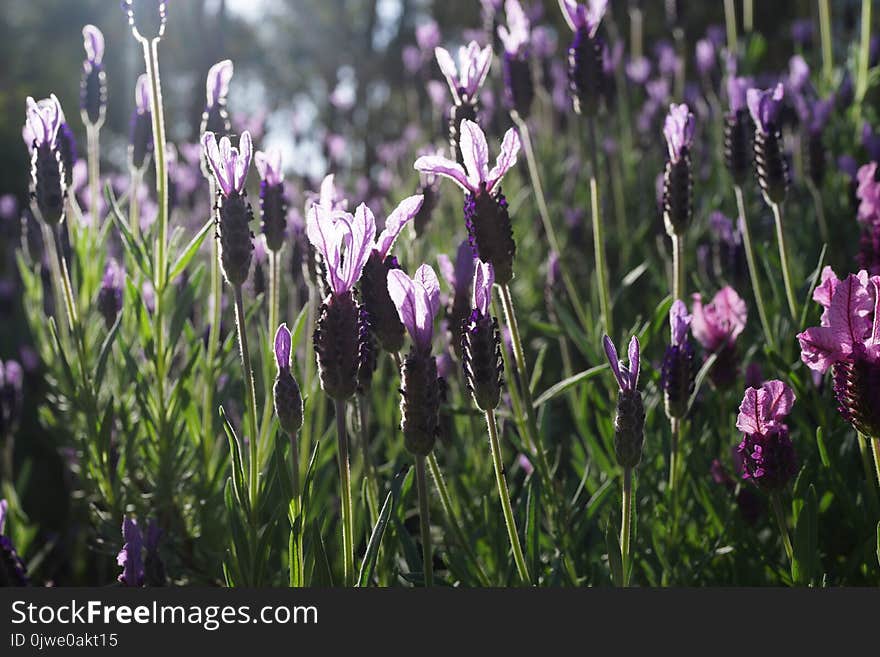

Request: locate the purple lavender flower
(498, 0), (535, 118)
(662, 300), (696, 418)
(202, 60), (233, 137)
(122, 0), (168, 42)
(96, 258), (124, 328)
(626, 57), (651, 84)
(80, 25), (107, 126)
(26, 95), (66, 225)
(117, 517), (145, 586)
(129, 74), (153, 170)
(747, 84), (789, 204)
(747, 83), (785, 135)
(255, 148), (287, 252)
(462, 262), (503, 410)
(0, 499), (29, 586)
(438, 240), (477, 357)
(662, 103), (695, 237)
(736, 380), (798, 490)
(692, 286), (747, 388)
(787, 55), (811, 95)
(273, 323), (303, 435)
(388, 265), (441, 356)
(414, 120), (520, 285)
(202, 131), (254, 286)
(663, 103), (695, 163)
(603, 334), (645, 468)
(862, 123), (880, 163)
(559, 0), (608, 115)
(435, 42), (493, 107)
(695, 38), (715, 78)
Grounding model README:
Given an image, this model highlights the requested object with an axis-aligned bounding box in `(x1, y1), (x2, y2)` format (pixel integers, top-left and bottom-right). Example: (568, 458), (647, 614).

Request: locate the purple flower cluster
(735, 380), (798, 490)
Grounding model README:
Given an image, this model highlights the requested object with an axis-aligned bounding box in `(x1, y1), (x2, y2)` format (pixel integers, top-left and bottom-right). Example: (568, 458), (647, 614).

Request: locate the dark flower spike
(499, 0), (535, 117)
(662, 103), (695, 237)
(736, 380), (797, 490)
(748, 83), (789, 204)
(435, 42), (493, 107)
(130, 74), (152, 171)
(202, 60), (233, 138)
(414, 120), (520, 285)
(273, 323), (304, 436)
(122, 0), (168, 42)
(26, 95), (66, 225)
(117, 517), (145, 587)
(724, 76), (754, 186)
(255, 148), (287, 252)
(462, 261), (504, 411)
(559, 0), (607, 116)
(97, 258), (124, 329)
(747, 84), (785, 135)
(388, 264), (441, 356)
(81, 25), (107, 126)
(662, 299), (695, 419)
(603, 334), (645, 469)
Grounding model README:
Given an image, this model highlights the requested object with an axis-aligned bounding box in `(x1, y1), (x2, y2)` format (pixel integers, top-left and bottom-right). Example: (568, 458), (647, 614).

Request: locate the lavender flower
(202, 60), (233, 138)
(307, 202), (375, 401)
(202, 131), (254, 286)
(122, 0), (168, 42)
(255, 149), (287, 252)
(0, 361), (24, 438)
(747, 84), (789, 204)
(26, 95), (66, 225)
(692, 286), (747, 387)
(462, 262), (503, 410)
(736, 380), (797, 490)
(129, 74), (152, 171)
(662, 103), (695, 236)
(498, 0), (534, 118)
(862, 123), (880, 163)
(273, 323), (303, 436)
(0, 499), (29, 586)
(662, 300), (696, 419)
(438, 240), (477, 357)
(414, 120), (520, 285)
(388, 264), (443, 455)
(603, 335), (644, 468)
(97, 258), (124, 329)
(787, 55), (811, 95)
(724, 76), (754, 186)
(117, 517), (145, 586)
(358, 195), (424, 354)
(695, 38), (715, 78)
(804, 97), (833, 186)
(559, 0), (608, 115)
(435, 42), (493, 165)
(80, 25), (107, 126)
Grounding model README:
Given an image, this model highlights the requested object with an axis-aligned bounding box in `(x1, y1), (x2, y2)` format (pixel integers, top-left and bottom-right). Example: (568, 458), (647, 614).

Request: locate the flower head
(117, 517), (145, 587)
(25, 95), (63, 149)
(746, 83), (785, 134)
(691, 287), (747, 352)
(255, 148), (283, 186)
(498, 0), (531, 56)
(306, 202), (375, 297)
(736, 379), (796, 437)
(82, 25), (105, 65)
(388, 264), (441, 354)
(201, 131), (252, 197)
(434, 41), (493, 105)
(414, 119), (520, 196)
(206, 59), (233, 109)
(735, 380), (797, 490)
(670, 299), (692, 346)
(603, 335), (640, 392)
(727, 76), (752, 113)
(695, 38), (715, 77)
(663, 103), (695, 162)
(558, 0), (607, 36)
(373, 195), (424, 259)
(274, 322), (292, 373)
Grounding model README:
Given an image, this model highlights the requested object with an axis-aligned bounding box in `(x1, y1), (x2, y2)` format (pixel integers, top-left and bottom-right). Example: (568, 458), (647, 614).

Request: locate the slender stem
(233, 285), (260, 510)
(357, 393), (379, 525)
(289, 429), (303, 587)
(856, 0), (872, 130)
(586, 118), (613, 337)
(629, 7), (642, 59)
(40, 221), (69, 343)
(51, 225), (78, 329)
(426, 453), (491, 586)
(268, 249), (279, 347)
(744, 0), (753, 33)
(858, 433), (880, 516)
(334, 399), (355, 587)
(485, 408), (530, 584)
(86, 124), (101, 232)
(671, 233), (685, 303)
(735, 186), (775, 347)
(770, 202), (798, 320)
(414, 454), (433, 587)
(141, 37), (168, 291)
(818, 0), (833, 88)
(872, 438), (880, 495)
(668, 417), (680, 492)
(723, 0), (738, 58)
(620, 467), (633, 587)
(202, 180), (220, 468)
(512, 112), (589, 331)
(770, 493), (794, 565)
(129, 168), (142, 242)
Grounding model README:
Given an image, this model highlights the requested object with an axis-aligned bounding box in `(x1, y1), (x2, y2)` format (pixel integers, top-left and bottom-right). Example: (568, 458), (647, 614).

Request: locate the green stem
(289, 429), (303, 587)
(426, 453), (491, 586)
(856, 0), (872, 131)
(735, 186), (775, 348)
(818, 0), (833, 88)
(771, 201), (798, 320)
(357, 393), (379, 525)
(129, 168), (142, 243)
(141, 37), (168, 291)
(202, 179), (220, 470)
(415, 454), (433, 587)
(268, 249), (279, 348)
(872, 437), (880, 495)
(620, 467), (633, 587)
(512, 112), (590, 331)
(334, 399), (355, 586)
(723, 0), (738, 58)
(668, 417), (680, 492)
(233, 285), (260, 512)
(586, 118), (613, 337)
(86, 124), (101, 233)
(486, 408), (530, 584)
(744, 0), (753, 33)
(770, 493), (794, 565)
(859, 433), (880, 515)
(672, 233), (685, 303)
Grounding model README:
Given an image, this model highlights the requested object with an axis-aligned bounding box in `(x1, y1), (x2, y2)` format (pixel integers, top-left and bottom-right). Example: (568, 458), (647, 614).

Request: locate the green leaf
(168, 217), (213, 283)
(815, 426), (830, 468)
(525, 477), (541, 585)
(533, 364), (608, 408)
(104, 184), (151, 278)
(220, 405), (249, 514)
(792, 484), (819, 586)
(687, 351), (718, 414)
(605, 518), (623, 587)
(798, 244), (827, 331)
(94, 311), (122, 389)
(530, 343), (548, 395)
(357, 467), (408, 587)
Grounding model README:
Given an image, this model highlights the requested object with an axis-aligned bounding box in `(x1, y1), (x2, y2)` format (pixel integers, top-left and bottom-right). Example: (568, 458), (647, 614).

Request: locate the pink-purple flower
(25, 95), (63, 149)
(117, 517), (145, 586)
(735, 380), (797, 490)
(691, 286), (747, 352)
(603, 335), (640, 393)
(388, 264), (441, 354)
(306, 202), (375, 298)
(558, 0), (607, 37)
(434, 42), (493, 105)
(663, 103), (695, 163)
(201, 131), (252, 197)
(746, 83), (785, 134)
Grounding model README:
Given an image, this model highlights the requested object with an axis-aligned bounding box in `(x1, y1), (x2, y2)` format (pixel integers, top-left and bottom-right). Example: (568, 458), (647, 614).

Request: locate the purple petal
(497, 0), (530, 55)
(670, 299), (692, 346)
(726, 76), (751, 113)
(486, 127), (521, 193)
(206, 59), (234, 108)
(0, 499), (7, 534)
(437, 253), (455, 290)
(627, 336), (640, 389)
(663, 103), (695, 162)
(602, 335), (624, 390)
(135, 74), (151, 114)
(761, 379), (795, 425)
(454, 240), (476, 295)
(82, 24), (105, 64)
(255, 148), (283, 186)
(306, 204), (347, 296)
(460, 119), (490, 189)
(388, 269), (419, 343)
(736, 386), (761, 435)
(797, 325), (839, 373)
(274, 323), (291, 372)
(201, 132), (231, 196)
(232, 131), (253, 193)
(434, 47), (461, 104)
(342, 204), (377, 292)
(473, 261), (495, 316)
(414, 154), (471, 192)
(415, 263), (441, 326)
(375, 195), (424, 258)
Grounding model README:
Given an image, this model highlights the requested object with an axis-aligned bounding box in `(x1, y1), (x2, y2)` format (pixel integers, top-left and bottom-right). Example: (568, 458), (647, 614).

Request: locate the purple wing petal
(437, 253), (456, 290)
(306, 205), (346, 295)
(473, 261), (495, 316)
(135, 74), (151, 114)
(736, 386), (761, 435)
(602, 335), (624, 390)
(670, 299), (692, 346)
(760, 379), (795, 425)
(414, 155), (471, 192)
(434, 47), (460, 104)
(487, 127), (521, 193)
(388, 269), (418, 342)
(376, 195), (424, 258)
(202, 132), (231, 195)
(342, 204), (377, 292)
(415, 264), (441, 319)
(627, 336), (640, 389)
(274, 323), (291, 371)
(459, 119), (490, 188)
(796, 325), (839, 373)
(233, 131), (253, 193)
(83, 24), (105, 64)
(558, 0), (581, 31)
(206, 59), (234, 107)
(827, 272), (873, 355)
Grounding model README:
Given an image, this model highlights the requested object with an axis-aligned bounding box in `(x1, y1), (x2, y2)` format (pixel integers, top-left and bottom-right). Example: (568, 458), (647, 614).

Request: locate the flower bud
(314, 291), (360, 402)
(216, 192), (254, 287)
(400, 352), (440, 456)
(503, 53), (534, 119)
(273, 324), (304, 436)
(567, 28), (604, 116)
(614, 389), (645, 469)
(754, 128), (789, 205)
(96, 259), (124, 329)
(462, 310), (503, 411)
